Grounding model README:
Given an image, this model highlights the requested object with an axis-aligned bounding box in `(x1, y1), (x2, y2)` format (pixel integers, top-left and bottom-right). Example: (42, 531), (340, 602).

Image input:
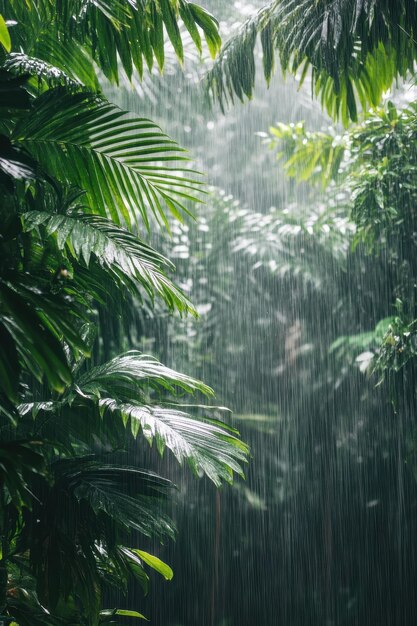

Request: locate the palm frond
(264, 121), (348, 188)
(13, 88), (203, 230)
(4, 52), (84, 88)
(68, 351), (248, 485)
(3, 0), (221, 84)
(99, 400), (248, 486)
(0, 440), (46, 511)
(74, 350), (214, 399)
(23, 210), (196, 315)
(35, 34), (99, 89)
(59, 459), (175, 537)
(24, 456), (175, 615)
(105, 25), (211, 106)
(206, 0), (417, 122)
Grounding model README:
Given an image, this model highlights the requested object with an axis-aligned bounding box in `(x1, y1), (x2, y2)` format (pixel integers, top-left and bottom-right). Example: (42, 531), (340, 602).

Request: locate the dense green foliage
(207, 0), (417, 123)
(266, 100), (417, 376)
(3, 0), (417, 624)
(116, 2), (417, 625)
(0, 3), (248, 624)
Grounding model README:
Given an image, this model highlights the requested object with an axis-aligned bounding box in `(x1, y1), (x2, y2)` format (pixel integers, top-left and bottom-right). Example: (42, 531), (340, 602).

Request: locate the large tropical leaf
(2, 0), (221, 85)
(74, 350), (214, 399)
(21, 457), (174, 612)
(12, 88), (203, 229)
(23, 210), (196, 315)
(206, 0), (417, 123)
(68, 351), (248, 485)
(98, 400), (248, 486)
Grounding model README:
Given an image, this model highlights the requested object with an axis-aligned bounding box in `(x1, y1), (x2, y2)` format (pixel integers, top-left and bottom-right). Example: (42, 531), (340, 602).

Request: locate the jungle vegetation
(0, 2), (247, 624)
(2, 1), (417, 625)
(121, 1), (417, 625)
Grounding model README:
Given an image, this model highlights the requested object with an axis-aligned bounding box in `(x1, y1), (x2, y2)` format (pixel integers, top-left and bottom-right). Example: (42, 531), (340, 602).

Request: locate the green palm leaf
(70, 351), (248, 486)
(23, 210), (196, 315)
(13, 88), (204, 229)
(25, 457), (174, 616)
(62, 461), (175, 538)
(265, 121), (348, 189)
(0, 276), (88, 396)
(74, 350), (214, 399)
(3, 0), (221, 84)
(4, 51), (86, 88)
(35, 34), (99, 89)
(207, 0), (417, 123)
(0, 440), (46, 511)
(98, 400), (248, 486)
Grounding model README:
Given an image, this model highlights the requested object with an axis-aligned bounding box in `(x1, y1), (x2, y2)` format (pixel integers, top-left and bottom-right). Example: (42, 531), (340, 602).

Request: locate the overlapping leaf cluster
(0, 3), (247, 624)
(206, 0), (417, 124)
(267, 100), (417, 379)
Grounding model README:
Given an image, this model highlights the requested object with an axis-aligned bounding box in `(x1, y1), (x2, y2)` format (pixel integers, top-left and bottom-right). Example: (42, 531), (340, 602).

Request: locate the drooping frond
(4, 52), (86, 88)
(34, 34), (99, 89)
(13, 88), (203, 230)
(24, 456), (175, 615)
(18, 352), (249, 488)
(68, 351), (248, 486)
(23, 210), (196, 315)
(18, 352), (248, 486)
(54, 459), (175, 537)
(98, 400), (248, 486)
(0, 275), (88, 399)
(105, 26), (211, 106)
(3, 0), (222, 84)
(206, 0), (417, 123)
(75, 350), (214, 399)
